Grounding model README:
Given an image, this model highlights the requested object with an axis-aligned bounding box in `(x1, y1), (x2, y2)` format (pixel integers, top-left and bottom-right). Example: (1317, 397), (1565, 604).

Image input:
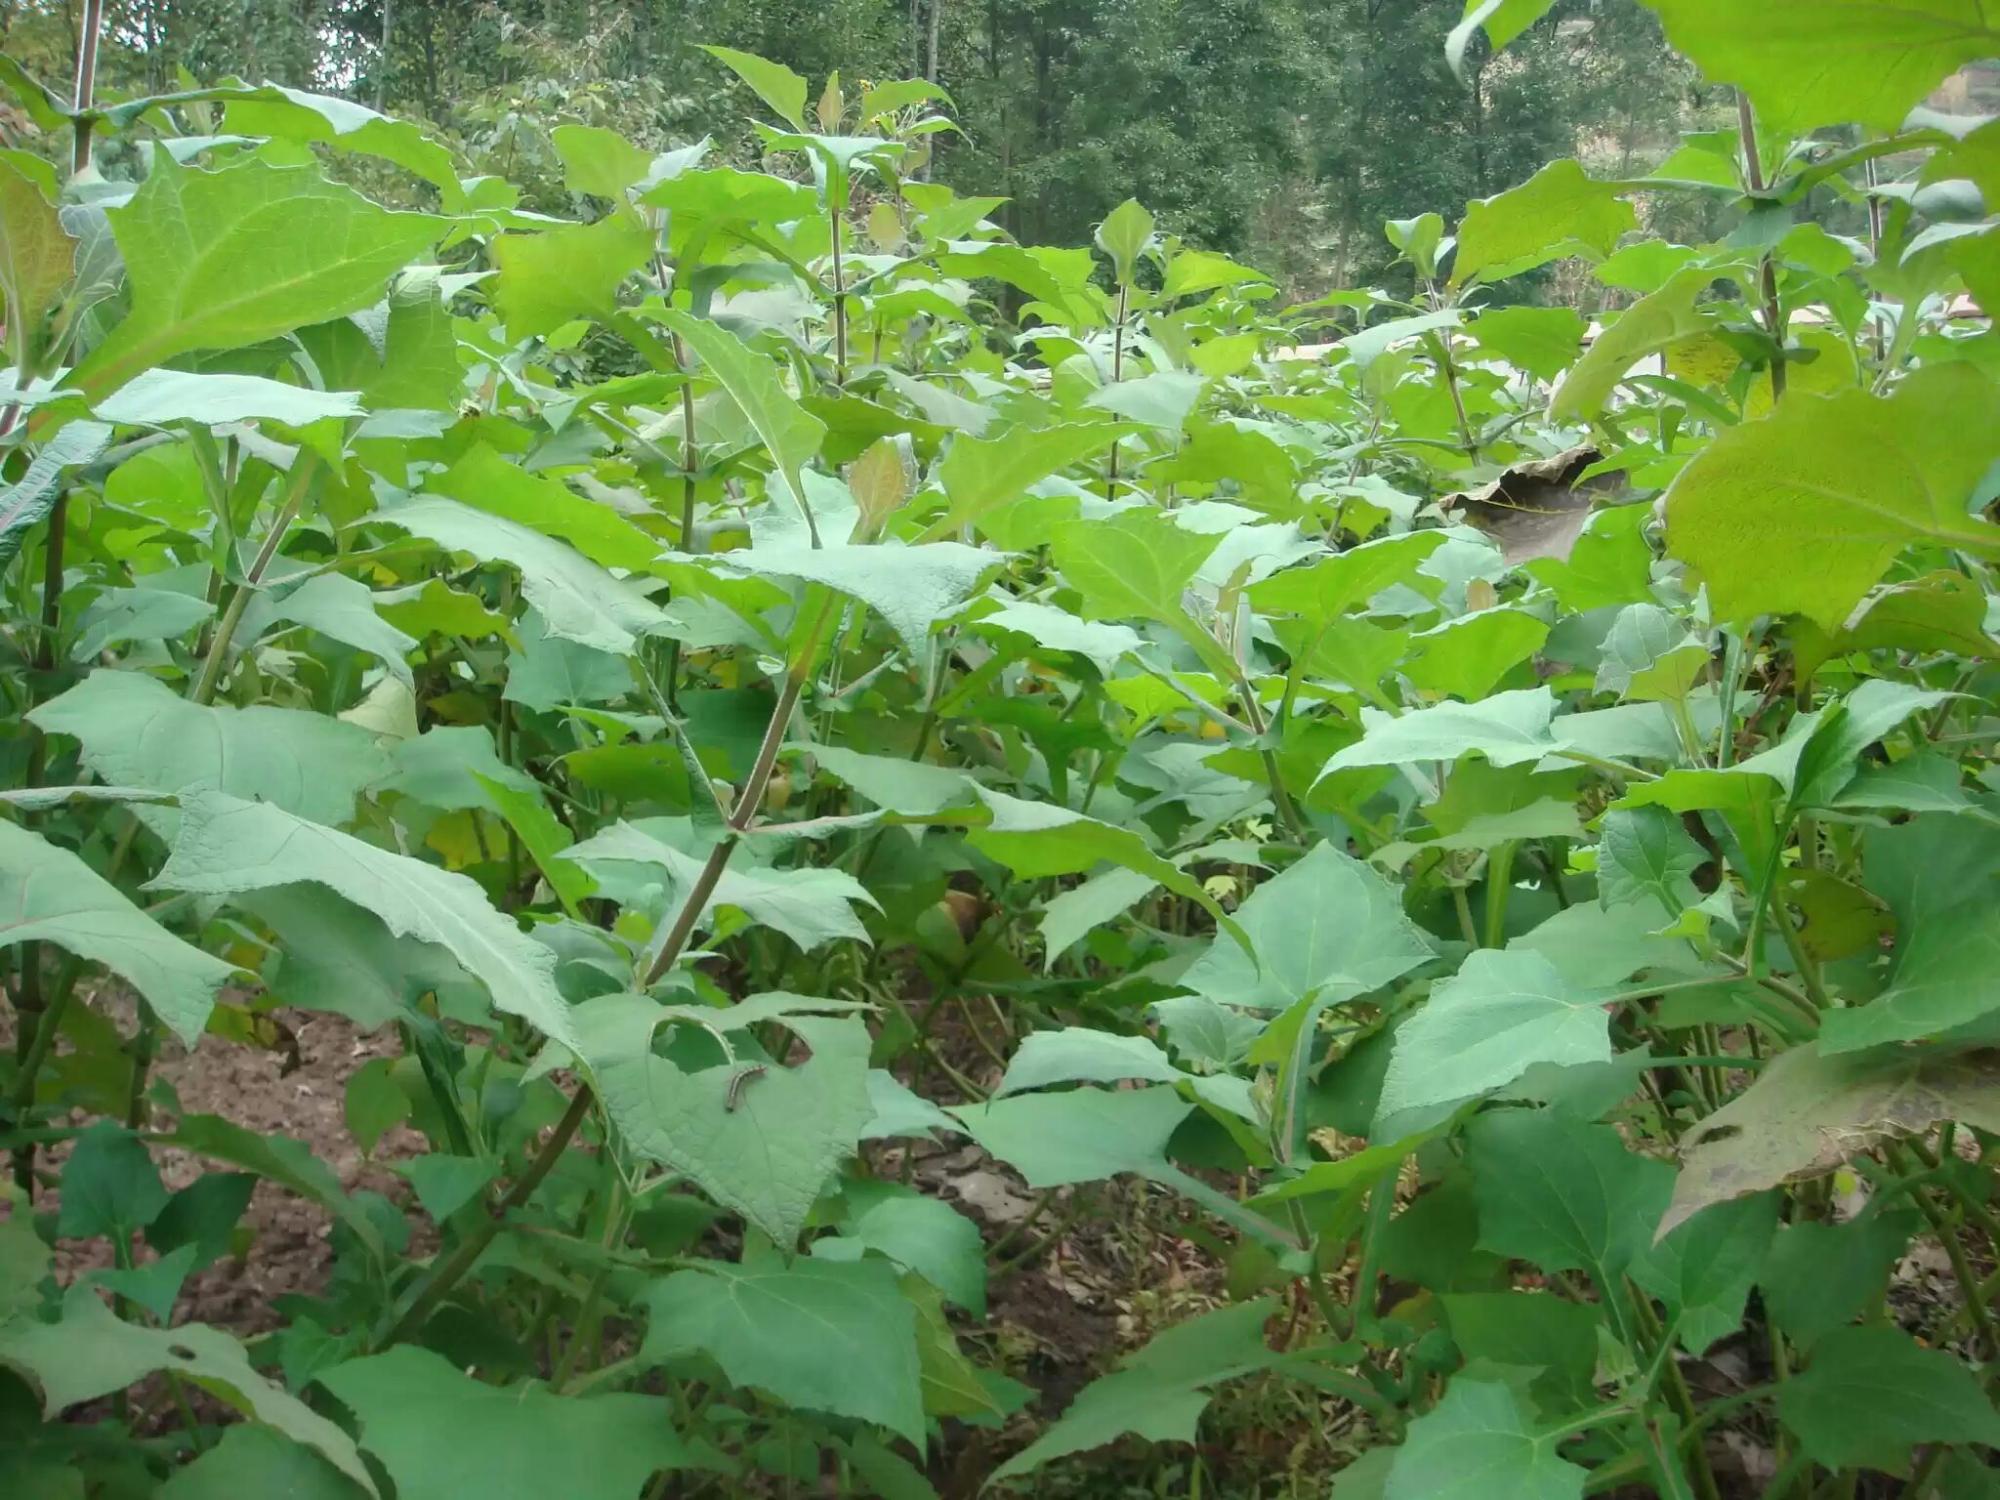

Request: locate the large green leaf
(317, 1346), (692, 1500)
(490, 216), (654, 339)
(1180, 843), (1432, 1013)
(1664, 363), (2000, 628)
(0, 149), (76, 366)
(642, 1257), (923, 1443)
(1631, 1192), (1778, 1355)
(712, 539), (1000, 659)
(1383, 1380), (1586, 1500)
(1596, 805), (1707, 918)
(1662, 1041), (2000, 1233)
(661, 308), (827, 525)
(0, 820), (234, 1047)
(158, 1426), (365, 1500)
(968, 787), (1242, 947)
(568, 821), (878, 950)
(1644, 0), (2000, 134)
(428, 444), (661, 573)
(1379, 949), (1612, 1119)
(1819, 816), (2000, 1052)
(1549, 265), (1712, 422)
(30, 670), (390, 830)
(572, 992), (874, 1246)
(699, 45), (810, 130)
(1049, 508), (1224, 627)
(1319, 688), (1558, 775)
(990, 1299), (1283, 1482)
(1775, 1325), (2000, 1471)
(1446, 0), (1561, 74)
(74, 153), (443, 398)
(0, 1287), (374, 1495)
(927, 423), (1124, 539)
(1468, 1111), (1671, 1283)
(1451, 160), (1634, 287)
(381, 497), (667, 655)
(151, 790), (579, 1054)
(0, 419), (112, 568)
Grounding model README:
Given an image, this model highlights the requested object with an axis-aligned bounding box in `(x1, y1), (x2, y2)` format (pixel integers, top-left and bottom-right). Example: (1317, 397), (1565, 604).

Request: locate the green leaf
(926, 423), (1124, 540)
(32, 669), (391, 831)
(502, 617), (631, 712)
(0, 819), (234, 1047)
(951, 1085), (1191, 1188)
(1403, 609), (1549, 701)
(1776, 1324), (2000, 1472)
(1631, 1193), (1778, 1354)
(569, 821), (877, 950)
(490, 216), (655, 339)
(1645, 0), (2000, 135)
(792, 744), (973, 817)
(255, 574), (417, 687)
(699, 45), (810, 130)
(1051, 507), (1222, 625)
(551, 122), (656, 198)
(0, 1287), (375, 1495)
(572, 993), (874, 1245)
(1096, 198), (1156, 285)
(382, 497), (667, 655)
(68, 586), (213, 663)
(1550, 266), (1712, 423)
(159, 1426), (366, 1500)
(472, 771), (595, 917)
(1379, 950), (1613, 1119)
(1251, 532), (1449, 622)
(990, 1299), (1282, 1482)
(660, 308), (827, 527)
(1440, 1292), (1600, 1412)
(1762, 1211), (1919, 1353)
(166, 1113), (383, 1257)
(57, 1123), (167, 1241)
(428, 444), (661, 574)
(1446, 0), (1560, 74)
(1469, 1111), (1670, 1282)
(1383, 1380), (1586, 1500)
(1819, 816), (2000, 1052)
(1468, 304), (1587, 383)
(1664, 363), (2000, 628)
(1040, 866), (1159, 967)
(317, 1345), (693, 1500)
(0, 149), (76, 366)
(822, 1180), (987, 1314)
(1662, 1042), (2000, 1234)
(146, 1172), (255, 1273)
(1451, 160), (1634, 287)
(74, 153), (443, 399)
(1595, 604), (1709, 704)
(216, 84), (462, 198)
(643, 1256), (922, 1441)
(967, 788), (1246, 953)
(394, 1155), (499, 1222)
(91, 369), (363, 428)
(713, 539), (999, 660)
(1319, 688), (1558, 776)
(1597, 806), (1707, 917)
(1181, 843), (1432, 1014)
(151, 790), (579, 1055)
(0, 420), (112, 568)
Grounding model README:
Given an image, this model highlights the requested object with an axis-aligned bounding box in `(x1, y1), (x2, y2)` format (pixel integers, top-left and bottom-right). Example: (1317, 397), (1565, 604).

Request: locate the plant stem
(829, 209), (848, 385)
(1105, 282), (1128, 498)
(189, 456), (317, 706)
(374, 592), (837, 1349)
(1735, 90), (1787, 401)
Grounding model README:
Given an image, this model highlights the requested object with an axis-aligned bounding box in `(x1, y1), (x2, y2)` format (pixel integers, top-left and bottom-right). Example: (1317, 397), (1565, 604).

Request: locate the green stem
(189, 456), (317, 706)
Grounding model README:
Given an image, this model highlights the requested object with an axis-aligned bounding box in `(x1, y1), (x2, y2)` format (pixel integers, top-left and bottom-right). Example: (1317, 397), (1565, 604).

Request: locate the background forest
(2, 0), (1714, 292)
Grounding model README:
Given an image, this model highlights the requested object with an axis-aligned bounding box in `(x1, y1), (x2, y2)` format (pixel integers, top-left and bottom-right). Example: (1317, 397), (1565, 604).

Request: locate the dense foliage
(4, 2), (2000, 1498)
(0, 0), (1702, 290)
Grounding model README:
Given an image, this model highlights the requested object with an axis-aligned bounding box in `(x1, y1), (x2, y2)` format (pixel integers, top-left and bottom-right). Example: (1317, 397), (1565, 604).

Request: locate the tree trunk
(376, 0), (393, 110)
